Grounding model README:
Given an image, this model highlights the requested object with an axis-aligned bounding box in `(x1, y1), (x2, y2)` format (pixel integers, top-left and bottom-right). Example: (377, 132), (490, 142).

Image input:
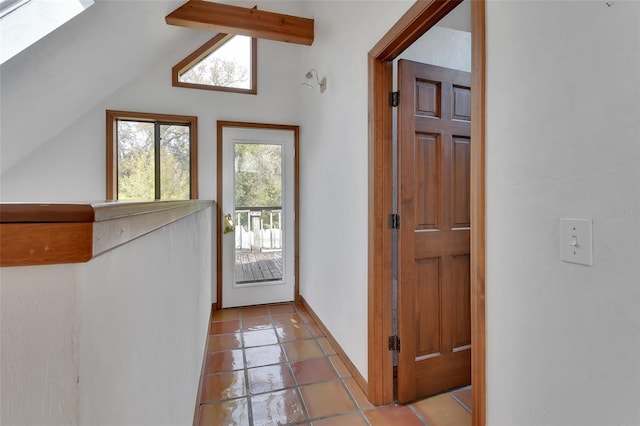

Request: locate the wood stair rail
(165, 1), (314, 46)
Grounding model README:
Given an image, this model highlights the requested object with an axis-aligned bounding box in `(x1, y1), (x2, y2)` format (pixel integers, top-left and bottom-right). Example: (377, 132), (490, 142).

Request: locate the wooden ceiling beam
(165, 1), (314, 46)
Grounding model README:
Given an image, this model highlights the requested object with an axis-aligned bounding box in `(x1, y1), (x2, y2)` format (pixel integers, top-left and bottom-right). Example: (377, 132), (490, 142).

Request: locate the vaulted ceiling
(1, 0), (201, 174)
(0, 0), (465, 176)
(0, 0), (307, 175)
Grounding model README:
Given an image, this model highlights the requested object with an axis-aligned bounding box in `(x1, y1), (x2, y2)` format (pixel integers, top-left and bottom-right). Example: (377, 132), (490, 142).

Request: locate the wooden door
(396, 60), (471, 402)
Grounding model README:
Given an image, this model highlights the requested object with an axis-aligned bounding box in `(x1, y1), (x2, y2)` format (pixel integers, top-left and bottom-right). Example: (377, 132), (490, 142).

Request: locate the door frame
(367, 0), (485, 424)
(216, 121), (300, 310)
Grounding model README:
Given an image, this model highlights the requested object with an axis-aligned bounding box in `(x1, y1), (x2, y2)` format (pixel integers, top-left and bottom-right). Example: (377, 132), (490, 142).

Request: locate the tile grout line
(294, 304), (372, 425)
(449, 391), (472, 414)
(239, 309), (255, 426)
(204, 303), (471, 425)
(284, 353), (311, 423)
(294, 303), (389, 426)
(203, 306), (324, 424)
(274, 305), (312, 424)
(408, 403), (431, 426)
(248, 306), (285, 423)
(292, 304), (331, 424)
(295, 303), (443, 426)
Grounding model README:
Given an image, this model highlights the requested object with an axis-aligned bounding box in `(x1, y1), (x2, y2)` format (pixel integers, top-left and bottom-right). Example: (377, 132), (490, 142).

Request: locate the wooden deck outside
(235, 250), (283, 283)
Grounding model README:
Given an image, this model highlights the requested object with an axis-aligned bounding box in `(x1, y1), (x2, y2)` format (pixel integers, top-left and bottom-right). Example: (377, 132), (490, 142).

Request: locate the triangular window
(172, 33), (257, 95)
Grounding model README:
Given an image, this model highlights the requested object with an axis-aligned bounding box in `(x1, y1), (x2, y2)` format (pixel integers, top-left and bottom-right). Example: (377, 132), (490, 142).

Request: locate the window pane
(117, 120), (154, 200)
(234, 143), (282, 208)
(160, 124), (190, 200)
(179, 35), (252, 89)
(234, 143), (283, 284)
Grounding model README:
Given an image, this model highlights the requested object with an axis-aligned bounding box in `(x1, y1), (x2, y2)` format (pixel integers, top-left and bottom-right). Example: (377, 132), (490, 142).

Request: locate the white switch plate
(560, 218), (593, 266)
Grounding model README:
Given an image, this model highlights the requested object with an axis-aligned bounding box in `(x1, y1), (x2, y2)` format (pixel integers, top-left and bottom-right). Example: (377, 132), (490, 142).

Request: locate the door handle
(223, 213), (235, 234)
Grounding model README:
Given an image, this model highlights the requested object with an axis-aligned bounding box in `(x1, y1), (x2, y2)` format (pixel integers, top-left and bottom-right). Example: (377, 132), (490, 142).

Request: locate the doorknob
(223, 213), (235, 234)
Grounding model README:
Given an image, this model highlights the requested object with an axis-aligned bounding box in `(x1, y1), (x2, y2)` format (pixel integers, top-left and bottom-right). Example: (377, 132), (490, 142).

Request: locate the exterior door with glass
(219, 124), (297, 308)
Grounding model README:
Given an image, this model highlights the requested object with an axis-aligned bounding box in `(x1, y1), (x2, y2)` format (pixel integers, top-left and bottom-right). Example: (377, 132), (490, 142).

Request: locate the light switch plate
(560, 218), (593, 266)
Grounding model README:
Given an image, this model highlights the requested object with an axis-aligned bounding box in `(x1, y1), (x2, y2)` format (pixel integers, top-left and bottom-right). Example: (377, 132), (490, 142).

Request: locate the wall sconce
(303, 69), (327, 93)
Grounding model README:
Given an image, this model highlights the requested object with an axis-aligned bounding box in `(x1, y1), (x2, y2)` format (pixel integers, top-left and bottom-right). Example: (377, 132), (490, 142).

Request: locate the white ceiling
(0, 0), (211, 174)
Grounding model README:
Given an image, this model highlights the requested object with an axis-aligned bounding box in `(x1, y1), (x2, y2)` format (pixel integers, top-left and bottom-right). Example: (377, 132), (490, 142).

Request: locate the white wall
(1, 266), (79, 425)
(3, 1), (639, 424)
(296, 0), (469, 385)
(0, 1), (304, 201)
(78, 208), (213, 425)
(397, 25), (471, 73)
(0, 0), (413, 385)
(0, 0), (192, 175)
(0, 208), (213, 425)
(485, 1), (640, 424)
(297, 0), (413, 381)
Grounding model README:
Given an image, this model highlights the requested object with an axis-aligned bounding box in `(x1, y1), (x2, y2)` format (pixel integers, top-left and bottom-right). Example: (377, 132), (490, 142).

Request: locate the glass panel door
(220, 126), (295, 308)
(234, 143), (283, 284)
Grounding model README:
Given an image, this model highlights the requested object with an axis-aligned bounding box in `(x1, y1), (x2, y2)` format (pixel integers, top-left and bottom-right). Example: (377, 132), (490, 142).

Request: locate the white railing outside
(235, 208), (282, 252)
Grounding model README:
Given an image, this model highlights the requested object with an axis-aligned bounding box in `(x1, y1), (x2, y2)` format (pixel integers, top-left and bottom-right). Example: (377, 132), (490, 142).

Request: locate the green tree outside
(180, 56), (248, 88)
(117, 121), (190, 200)
(235, 143), (282, 208)
(235, 143), (282, 230)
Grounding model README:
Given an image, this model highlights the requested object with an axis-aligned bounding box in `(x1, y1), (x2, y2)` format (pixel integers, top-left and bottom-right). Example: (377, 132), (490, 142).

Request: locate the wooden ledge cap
(0, 200), (213, 267)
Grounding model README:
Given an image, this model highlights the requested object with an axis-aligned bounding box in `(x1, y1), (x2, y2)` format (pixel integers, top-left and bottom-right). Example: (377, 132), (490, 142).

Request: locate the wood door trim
(470, 1), (487, 423)
(370, 0), (463, 60)
(367, 1), (486, 424)
(215, 121), (300, 310)
(367, 55), (395, 405)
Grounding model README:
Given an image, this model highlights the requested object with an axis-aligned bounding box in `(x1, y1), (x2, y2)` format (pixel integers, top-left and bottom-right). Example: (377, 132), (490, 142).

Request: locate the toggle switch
(560, 218), (593, 266)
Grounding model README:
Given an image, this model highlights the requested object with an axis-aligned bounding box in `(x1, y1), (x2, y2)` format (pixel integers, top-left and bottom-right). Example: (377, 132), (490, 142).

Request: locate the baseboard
(298, 296), (369, 401)
(192, 304), (213, 426)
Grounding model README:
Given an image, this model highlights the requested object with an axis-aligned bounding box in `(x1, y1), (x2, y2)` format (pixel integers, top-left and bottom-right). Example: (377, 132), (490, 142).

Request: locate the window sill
(0, 200), (213, 267)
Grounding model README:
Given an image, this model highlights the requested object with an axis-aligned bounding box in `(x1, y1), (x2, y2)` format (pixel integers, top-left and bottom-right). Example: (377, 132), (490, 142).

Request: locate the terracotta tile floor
(196, 302), (471, 425)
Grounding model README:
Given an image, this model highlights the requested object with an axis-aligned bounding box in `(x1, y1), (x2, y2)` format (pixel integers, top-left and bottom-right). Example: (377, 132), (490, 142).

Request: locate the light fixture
(303, 68), (327, 93)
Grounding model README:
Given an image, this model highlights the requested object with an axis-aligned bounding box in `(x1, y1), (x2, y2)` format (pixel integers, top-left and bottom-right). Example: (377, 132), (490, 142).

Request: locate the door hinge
(389, 91), (400, 107)
(388, 335), (401, 352)
(388, 213), (400, 229)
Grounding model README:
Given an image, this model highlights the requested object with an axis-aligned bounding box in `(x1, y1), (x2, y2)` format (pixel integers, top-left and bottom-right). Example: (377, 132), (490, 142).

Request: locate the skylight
(0, 0), (31, 19)
(0, 0), (94, 64)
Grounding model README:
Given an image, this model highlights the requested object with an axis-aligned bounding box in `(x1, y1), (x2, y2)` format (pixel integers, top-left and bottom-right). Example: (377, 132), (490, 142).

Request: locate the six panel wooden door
(396, 60), (472, 402)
